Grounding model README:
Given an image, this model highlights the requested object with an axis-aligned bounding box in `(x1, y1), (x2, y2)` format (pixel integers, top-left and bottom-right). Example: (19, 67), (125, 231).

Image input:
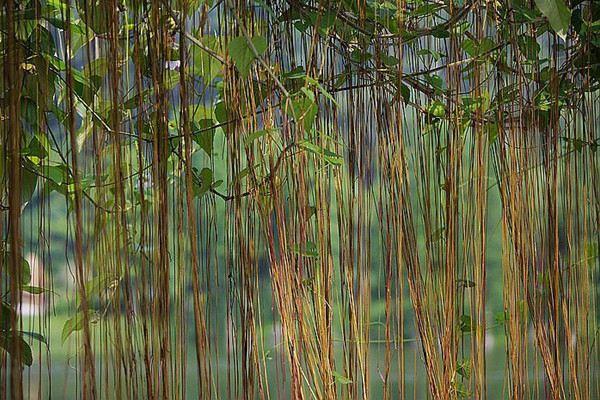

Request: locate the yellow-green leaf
(332, 370), (352, 384)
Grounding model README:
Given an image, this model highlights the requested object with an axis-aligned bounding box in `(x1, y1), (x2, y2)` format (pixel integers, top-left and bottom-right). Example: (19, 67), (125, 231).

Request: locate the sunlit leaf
(427, 100), (446, 118)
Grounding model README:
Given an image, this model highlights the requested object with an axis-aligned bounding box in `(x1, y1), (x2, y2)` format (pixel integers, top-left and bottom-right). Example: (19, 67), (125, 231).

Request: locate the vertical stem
(5, 1), (23, 396)
(65, 1), (96, 398)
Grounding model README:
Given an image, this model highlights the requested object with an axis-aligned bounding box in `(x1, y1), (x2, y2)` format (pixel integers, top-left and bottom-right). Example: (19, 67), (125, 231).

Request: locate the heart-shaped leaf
(228, 36), (267, 78)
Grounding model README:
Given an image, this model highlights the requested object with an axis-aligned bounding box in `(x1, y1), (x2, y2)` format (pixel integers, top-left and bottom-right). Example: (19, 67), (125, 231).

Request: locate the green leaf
(292, 241), (319, 258)
(417, 48), (444, 61)
(192, 167), (215, 198)
(457, 359), (471, 379)
(62, 311), (85, 342)
(350, 49), (372, 63)
(23, 136), (48, 161)
(244, 130), (268, 145)
(457, 279), (476, 288)
(459, 315), (476, 333)
(411, 3), (444, 17)
(381, 54), (399, 67)
(46, 165), (66, 185)
(298, 140), (343, 166)
(21, 258), (31, 286)
(214, 101), (229, 124)
(534, 0), (571, 40)
(233, 167), (250, 184)
(192, 35), (223, 84)
(305, 76), (337, 105)
(76, 0), (112, 35)
(0, 144), (3, 186)
(462, 38), (496, 58)
(424, 74), (446, 94)
(453, 381), (471, 399)
(21, 285), (47, 295)
(0, 333), (33, 366)
(288, 90), (318, 132)
(399, 83), (411, 102)
(3, 253), (31, 285)
(244, 128), (279, 146)
(192, 119), (216, 156)
(192, 105), (215, 122)
(0, 302), (14, 331)
(494, 311), (509, 326)
(427, 100), (446, 118)
(332, 370), (352, 384)
(228, 36), (268, 78)
(518, 35), (540, 60)
(20, 331), (47, 345)
(123, 89), (151, 110)
(21, 163), (38, 205)
(431, 28), (450, 39)
(282, 66), (307, 80)
(85, 274), (120, 300)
